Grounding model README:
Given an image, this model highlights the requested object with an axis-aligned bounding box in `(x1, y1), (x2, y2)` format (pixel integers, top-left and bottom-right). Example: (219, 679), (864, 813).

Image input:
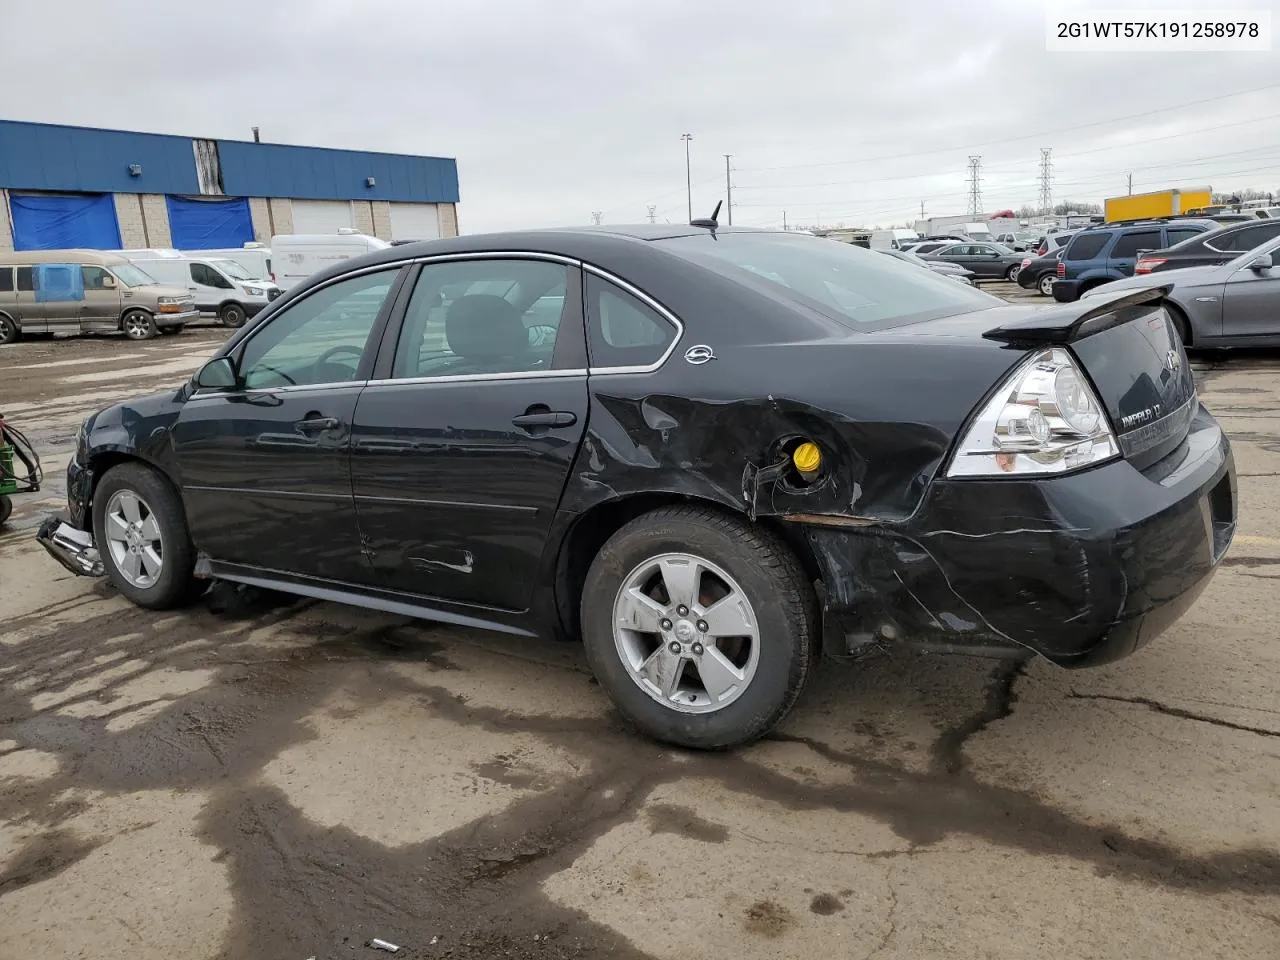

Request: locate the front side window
(586, 275), (677, 369)
(239, 269), (398, 389)
(391, 259), (570, 379)
(82, 266), (112, 290)
(191, 262), (233, 288)
(656, 231), (995, 333)
(212, 259), (253, 281)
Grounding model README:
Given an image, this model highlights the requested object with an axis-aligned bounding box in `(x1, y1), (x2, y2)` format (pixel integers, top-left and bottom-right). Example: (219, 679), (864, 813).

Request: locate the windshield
(112, 263), (157, 287)
(657, 232), (998, 331)
(211, 258), (255, 280)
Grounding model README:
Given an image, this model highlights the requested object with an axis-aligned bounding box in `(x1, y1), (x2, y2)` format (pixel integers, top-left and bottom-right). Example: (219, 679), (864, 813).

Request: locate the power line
(735, 82), (1280, 174)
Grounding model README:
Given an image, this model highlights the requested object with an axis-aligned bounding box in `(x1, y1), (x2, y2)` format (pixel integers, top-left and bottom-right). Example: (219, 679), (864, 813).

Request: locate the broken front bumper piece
(37, 515), (104, 577)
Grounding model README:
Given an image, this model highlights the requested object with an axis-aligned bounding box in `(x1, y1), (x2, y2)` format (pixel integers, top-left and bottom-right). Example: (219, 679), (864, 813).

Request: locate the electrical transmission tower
(647, 205), (657, 223)
(966, 156), (983, 216)
(1038, 148), (1053, 213)
(591, 211), (603, 225)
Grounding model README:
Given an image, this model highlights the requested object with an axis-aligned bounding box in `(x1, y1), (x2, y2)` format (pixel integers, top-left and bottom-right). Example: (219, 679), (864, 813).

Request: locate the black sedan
(1135, 219), (1280, 275)
(922, 242), (1025, 282)
(37, 225), (1237, 749)
(1016, 247), (1066, 296)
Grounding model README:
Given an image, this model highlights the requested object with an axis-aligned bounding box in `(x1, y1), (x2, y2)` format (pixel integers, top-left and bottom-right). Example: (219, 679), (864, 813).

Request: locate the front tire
(219, 303), (247, 328)
(581, 505), (817, 749)
(92, 463), (199, 609)
(121, 309), (158, 340)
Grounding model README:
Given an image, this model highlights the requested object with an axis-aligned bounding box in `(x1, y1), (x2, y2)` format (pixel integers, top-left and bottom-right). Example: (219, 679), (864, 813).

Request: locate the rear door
(1108, 229), (1162, 277)
(349, 255), (588, 610)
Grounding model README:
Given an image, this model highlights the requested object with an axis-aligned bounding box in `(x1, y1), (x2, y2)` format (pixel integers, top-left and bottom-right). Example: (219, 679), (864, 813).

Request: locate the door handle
(512, 409), (577, 429)
(295, 415), (341, 433)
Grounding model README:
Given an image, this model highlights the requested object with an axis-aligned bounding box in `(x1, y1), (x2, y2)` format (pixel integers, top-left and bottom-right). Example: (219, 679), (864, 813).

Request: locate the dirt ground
(1, 295), (1278, 960)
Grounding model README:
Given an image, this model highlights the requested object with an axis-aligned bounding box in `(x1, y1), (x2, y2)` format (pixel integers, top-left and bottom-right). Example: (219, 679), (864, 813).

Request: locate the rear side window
(1165, 228), (1204, 247)
(586, 275), (677, 369)
(0, 268), (12, 293)
(1211, 223), (1280, 252)
(1110, 230), (1162, 259)
(16, 267), (37, 292)
(1065, 233), (1109, 260)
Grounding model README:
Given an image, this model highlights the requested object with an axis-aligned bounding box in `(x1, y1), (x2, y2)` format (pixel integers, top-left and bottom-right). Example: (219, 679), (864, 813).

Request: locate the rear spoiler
(983, 283), (1174, 345)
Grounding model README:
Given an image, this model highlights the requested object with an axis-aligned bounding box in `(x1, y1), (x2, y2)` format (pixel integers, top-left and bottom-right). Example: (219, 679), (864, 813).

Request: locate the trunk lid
(983, 286), (1196, 470)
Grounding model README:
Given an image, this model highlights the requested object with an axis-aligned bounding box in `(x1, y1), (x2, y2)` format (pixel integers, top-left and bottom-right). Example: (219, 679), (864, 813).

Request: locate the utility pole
(782, 210), (787, 231)
(920, 200), (926, 219)
(1127, 172), (1133, 195)
(966, 156), (983, 216)
(724, 154), (733, 225)
(1038, 147), (1053, 213)
(591, 211), (602, 225)
(681, 134), (694, 221)
(646, 204), (657, 223)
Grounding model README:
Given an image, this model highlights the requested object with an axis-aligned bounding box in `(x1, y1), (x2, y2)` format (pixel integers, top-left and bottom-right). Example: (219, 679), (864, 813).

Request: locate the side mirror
(101, 275), (117, 289)
(1250, 253), (1274, 271)
(194, 356), (239, 390)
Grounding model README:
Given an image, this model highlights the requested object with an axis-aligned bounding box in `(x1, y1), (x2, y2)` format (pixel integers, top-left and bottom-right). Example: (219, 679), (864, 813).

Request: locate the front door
(171, 265), (407, 583)
(79, 265), (122, 332)
(349, 256), (588, 610)
(1221, 253), (1280, 339)
(188, 260), (236, 313)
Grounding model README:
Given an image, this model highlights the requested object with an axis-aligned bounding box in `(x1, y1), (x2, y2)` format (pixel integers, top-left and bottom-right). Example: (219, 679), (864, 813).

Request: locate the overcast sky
(3, 0), (1277, 231)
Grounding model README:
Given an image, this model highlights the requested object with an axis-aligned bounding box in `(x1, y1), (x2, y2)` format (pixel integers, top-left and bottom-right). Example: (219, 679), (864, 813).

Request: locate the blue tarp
(9, 193), (122, 251)
(34, 264), (85, 302)
(166, 196), (254, 250)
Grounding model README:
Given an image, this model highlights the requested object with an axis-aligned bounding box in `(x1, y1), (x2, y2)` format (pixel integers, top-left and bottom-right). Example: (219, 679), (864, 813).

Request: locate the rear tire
(1038, 272), (1056, 297)
(580, 505), (817, 750)
(1005, 264), (1020, 281)
(121, 309), (158, 340)
(219, 303), (247, 328)
(92, 463), (200, 609)
(0, 314), (18, 344)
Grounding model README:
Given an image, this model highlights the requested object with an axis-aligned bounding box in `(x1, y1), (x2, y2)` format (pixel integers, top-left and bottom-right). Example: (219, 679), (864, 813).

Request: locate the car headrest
(445, 294), (529, 361)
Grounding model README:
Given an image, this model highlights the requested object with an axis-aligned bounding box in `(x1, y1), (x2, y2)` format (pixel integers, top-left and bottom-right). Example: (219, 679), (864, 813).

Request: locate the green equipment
(0, 414), (41, 527)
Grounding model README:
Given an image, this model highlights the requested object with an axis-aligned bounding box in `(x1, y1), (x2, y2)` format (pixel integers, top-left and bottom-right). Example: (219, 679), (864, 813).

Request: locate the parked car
(37, 225), (1236, 749)
(1052, 219), (1218, 302)
(922, 242), (1024, 282)
(1034, 231), (1078, 257)
(1016, 247), (1066, 296)
(878, 247), (975, 283)
(1135, 219), (1280, 275)
(1083, 234), (1280, 346)
(121, 250), (281, 328)
(0, 250), (196, 343)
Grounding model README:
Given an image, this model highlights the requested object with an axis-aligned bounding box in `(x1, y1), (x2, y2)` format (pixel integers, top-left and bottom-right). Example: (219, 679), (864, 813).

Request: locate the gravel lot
(2, 289), (1278, 960)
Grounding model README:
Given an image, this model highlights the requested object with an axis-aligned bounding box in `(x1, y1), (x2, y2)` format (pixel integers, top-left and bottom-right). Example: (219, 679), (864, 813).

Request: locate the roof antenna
(691, 200), (722, 230)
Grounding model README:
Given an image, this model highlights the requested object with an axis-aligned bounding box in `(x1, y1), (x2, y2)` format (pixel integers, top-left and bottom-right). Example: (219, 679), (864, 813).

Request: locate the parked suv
(1052, 219), (1218, 302)
(1135, 219), (1280, 275)
(0, 250), (197, 344)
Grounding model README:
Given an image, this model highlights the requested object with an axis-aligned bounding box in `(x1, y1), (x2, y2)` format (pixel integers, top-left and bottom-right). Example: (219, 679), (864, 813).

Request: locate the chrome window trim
(581, 263), (686, 375)
(190, 380), (370, 401)
(364, 368), (587, 389)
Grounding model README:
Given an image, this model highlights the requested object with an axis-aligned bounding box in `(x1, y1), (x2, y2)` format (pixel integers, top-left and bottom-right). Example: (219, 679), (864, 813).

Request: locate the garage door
(8, 192), (122, 251)
(166, 196), (254, 250)
(389, 202), (441, 241)
(289, 200), (354, 234)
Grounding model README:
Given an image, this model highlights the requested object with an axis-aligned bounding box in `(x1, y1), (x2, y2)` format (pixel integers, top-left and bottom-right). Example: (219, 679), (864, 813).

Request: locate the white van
(869, 228), (921, 251)
(120, 250), (279, 328)
(270, 230), (391, 291)
(195, 243), (272, 282)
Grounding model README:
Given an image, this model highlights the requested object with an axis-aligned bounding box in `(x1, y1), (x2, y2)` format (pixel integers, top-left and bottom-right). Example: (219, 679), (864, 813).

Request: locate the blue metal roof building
(0, 119), (460, 251)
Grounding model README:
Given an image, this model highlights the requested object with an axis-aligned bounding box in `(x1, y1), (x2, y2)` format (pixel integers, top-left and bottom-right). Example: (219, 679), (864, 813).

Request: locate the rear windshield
(656, 232), (998, 331)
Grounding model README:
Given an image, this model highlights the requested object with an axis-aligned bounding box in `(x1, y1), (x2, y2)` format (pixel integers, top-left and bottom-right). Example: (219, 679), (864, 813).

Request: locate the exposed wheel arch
(1163, 301), (1193, 347)
(87, 451), (181, 514)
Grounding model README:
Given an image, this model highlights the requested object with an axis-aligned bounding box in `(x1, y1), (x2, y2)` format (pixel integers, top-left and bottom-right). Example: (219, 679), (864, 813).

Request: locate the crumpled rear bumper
(37, 514), (104, 577)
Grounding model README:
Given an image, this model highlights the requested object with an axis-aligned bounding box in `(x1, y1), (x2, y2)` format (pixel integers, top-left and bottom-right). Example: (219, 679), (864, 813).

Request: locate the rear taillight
(1135, 258), (1165, 274)
(270, 271), (276, 282)
(1056, 261), (1066, 277)
(1021, 258), (1033, 268)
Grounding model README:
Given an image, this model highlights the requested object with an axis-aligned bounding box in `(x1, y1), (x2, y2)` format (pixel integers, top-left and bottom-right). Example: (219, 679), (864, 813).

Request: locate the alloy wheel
(104, 489), (164, 588)
(123, 313), (153, 339)
(612, 552), (761, 714)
